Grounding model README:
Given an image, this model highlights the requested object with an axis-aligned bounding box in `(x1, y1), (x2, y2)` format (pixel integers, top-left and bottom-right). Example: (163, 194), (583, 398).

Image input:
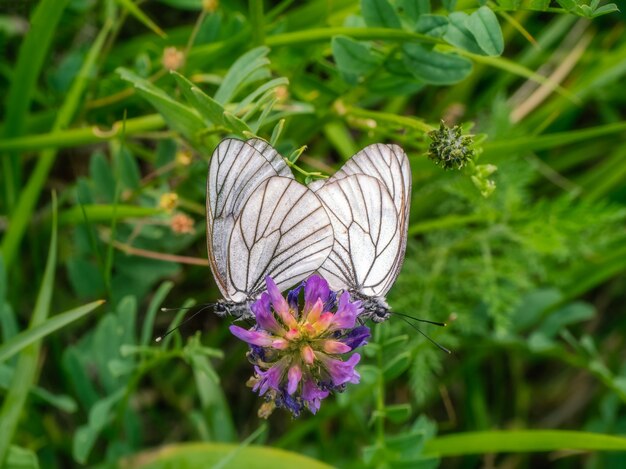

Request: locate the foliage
(1, 0), (626, 467)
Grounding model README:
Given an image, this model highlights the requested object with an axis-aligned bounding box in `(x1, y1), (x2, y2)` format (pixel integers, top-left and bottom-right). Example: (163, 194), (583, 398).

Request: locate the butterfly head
(350, 291), (390, 323)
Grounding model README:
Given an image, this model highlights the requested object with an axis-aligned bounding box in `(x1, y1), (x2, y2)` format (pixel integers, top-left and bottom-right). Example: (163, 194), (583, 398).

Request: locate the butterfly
(206, 138), (334, 319)
(308, 144), (411, 323)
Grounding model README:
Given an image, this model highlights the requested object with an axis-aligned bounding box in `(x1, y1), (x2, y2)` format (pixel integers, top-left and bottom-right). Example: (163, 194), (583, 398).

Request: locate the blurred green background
(1, 0), (626, 467)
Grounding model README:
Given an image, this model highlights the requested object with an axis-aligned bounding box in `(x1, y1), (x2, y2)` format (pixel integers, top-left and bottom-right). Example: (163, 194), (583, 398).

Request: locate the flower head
(428, 120), (475, 170)
(230, 275), (369, 417)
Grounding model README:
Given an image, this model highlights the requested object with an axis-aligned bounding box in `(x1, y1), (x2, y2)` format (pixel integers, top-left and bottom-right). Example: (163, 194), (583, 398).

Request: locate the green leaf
(423, 430), (626, 456)
(116, 147), (141, 190)
(332, 36), (382, 76)
(590, 4), (619, 17)
(214, 46), (270, 104)
(117, 68), (205, 141)
(223, 112), (252, 135)
(466, 6), (504, 56)
(443, 12), (484, 55)
(496, 0), (521, 7)
(383, 351), (412, 380)
(556, 0), (577, 10)
(403, 44), (472, 85)
(5, 445), (39, 469)
(361, 0), (402, 29)
(415, 15), (449, 38)
(73, 389), (125, 464)
(0, 195), (57, 464)
(385, 403), (413, 423)
(121, 442), (333, 468)
(0, 300), (104, 363)
(67, 258), (106, 298)
(536, 302), (595, 338)
(189, 87), (228, 125)
(0, 364), (77, 413)
(89, 152), (116, 202)
(398, 0), (430, 23)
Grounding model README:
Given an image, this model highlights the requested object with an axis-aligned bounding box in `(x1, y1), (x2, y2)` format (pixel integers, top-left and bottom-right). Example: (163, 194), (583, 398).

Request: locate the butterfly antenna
(397, 315), (451, 354)
(392, 311), (446, 327)
(161, 302), (214, 312)
(155, 303), (215, 343)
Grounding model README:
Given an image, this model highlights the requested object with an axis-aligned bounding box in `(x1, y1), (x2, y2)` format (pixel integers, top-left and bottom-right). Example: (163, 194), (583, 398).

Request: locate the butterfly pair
(206, 138), (411, 323)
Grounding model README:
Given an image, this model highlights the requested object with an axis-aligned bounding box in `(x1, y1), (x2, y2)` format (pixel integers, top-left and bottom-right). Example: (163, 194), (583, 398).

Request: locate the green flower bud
(428, 121), (475, 170)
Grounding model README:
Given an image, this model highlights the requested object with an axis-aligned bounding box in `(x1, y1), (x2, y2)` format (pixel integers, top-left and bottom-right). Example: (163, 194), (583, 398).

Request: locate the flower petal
(301, 345), (315, 364)
(287, 283), (303, 311)
(322, 340), (352, 354)
(304, 275), (330, 312)
(253, 364), (284, 396)
(319, 353), (361, 386)
(229, 325), (274, 347)
(341, 325), (371, 350)
(271, 338), (289, 350)
(265, 276), (297, 329)
(302, 375), (330, 414)
(251, 293), (282, 333)
(305, 298), (324, 324)
(287, 365), (302, 395)
(329, 291), (361, 330)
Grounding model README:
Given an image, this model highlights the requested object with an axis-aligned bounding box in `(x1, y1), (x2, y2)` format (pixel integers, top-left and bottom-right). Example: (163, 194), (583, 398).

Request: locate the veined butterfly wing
(227, 176), (334, 301)
(315, 174), (401, 297)
(311, 144), (411, 298)
(206, 138), (293, 299)
(245, 138), (291, 176)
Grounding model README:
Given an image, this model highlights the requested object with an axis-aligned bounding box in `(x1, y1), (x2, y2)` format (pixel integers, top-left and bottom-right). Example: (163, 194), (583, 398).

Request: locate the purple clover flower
(230, 275), (370, 417)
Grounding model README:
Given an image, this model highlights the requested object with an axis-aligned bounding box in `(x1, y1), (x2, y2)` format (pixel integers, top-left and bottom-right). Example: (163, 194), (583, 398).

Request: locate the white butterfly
(309, 144), (411, 322)
(206, 138), (334, 318)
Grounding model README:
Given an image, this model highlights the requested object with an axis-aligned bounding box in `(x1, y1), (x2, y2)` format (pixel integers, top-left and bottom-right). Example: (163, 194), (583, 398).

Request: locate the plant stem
(0, 114), (165, 152)
(250, 0), (266, 46)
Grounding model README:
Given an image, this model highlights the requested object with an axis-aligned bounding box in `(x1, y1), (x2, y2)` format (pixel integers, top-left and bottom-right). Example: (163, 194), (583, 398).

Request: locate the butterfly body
(213, 299), (255, 319)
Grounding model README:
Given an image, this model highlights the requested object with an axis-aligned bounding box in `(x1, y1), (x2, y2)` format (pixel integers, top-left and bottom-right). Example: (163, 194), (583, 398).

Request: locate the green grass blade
(483, 121), (626, 156)
(0, 194), (57, 465)
(113, 0), (166, 38)
(1, 0), (71, 211)
(423, 430), (626, 457)
(0, 300), (105, 363)
(0, 20), (113, 270)
(140, 281), (174, 346)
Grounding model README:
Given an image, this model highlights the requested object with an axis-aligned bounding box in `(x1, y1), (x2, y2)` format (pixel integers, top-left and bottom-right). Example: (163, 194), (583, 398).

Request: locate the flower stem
(374, 326), (387, 454)
(343, 105), (435, 134)
(266, 27), (438, 47)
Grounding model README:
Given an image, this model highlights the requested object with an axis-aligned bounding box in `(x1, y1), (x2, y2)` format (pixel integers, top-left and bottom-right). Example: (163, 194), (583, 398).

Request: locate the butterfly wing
(313, 144), (411, 297)
(245, 138), (291, 176)
(206, 139), (293, 299)
(227, 176), (334, 301)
